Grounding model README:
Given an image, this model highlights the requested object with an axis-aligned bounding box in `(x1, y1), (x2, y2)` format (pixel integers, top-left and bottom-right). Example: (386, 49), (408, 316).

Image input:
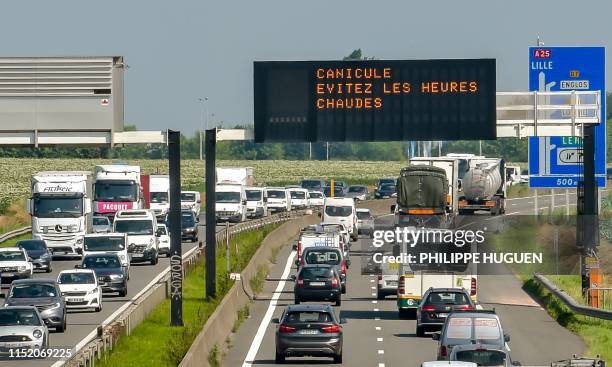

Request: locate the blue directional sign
(528, 46), (606, 188)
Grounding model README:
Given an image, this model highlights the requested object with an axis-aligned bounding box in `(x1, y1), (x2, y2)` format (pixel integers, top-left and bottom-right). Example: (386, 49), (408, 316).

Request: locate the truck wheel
(335, 297), (342, 307)
(294, 298), (300, 305)
(275, 351), (285, 364)
(377, 291), (385, 300)
(416, 324), (425, 337)
(333, 353), (343, 364)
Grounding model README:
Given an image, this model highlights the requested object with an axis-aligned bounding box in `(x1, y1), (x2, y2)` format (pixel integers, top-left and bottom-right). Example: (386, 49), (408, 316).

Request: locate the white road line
(377, 337), (383, 342)
(242, 250), (296, 367)
(371, 286), (376, 290)
(378, 364), (386, 367)
(375, 317), (381, 320)
(371, 293), (376, 296)
(511, 203), (517, 206)
(378, 350), (385, 355)
(370, 279), (375, 283)
(375, 326), (382, 331)
(372, 300), (377, 304)
(373, 308), (379, 312)
(476, 304), (484, 310)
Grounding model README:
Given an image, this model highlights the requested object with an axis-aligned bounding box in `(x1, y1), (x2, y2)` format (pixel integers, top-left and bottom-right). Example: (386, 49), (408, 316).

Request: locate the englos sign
(254, 59), (497, 142)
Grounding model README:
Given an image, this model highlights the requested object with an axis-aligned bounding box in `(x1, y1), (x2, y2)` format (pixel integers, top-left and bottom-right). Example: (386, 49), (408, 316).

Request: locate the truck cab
(245, 187), (267, 219)
(113, 209), (159, 265)
(322, 197), (358, 241)
(181, 191), (201, 217)
(93, 165), (143, 223)
(215, 184), (247, 223)
(149, 175), (170, 221)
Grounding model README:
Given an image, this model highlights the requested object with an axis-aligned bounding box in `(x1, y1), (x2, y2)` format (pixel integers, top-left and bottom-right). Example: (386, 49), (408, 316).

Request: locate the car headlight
(17, 266), (26, 272)
(49, 302), (61, 310)
(110, 274), (124, 280)
(33, 329), (42, 339)
(120, 254), (126, 261)
(88, 288), (99, 295)
(76, 237), (84, 245)
(149, 238), (154, 246)
(41, 253), (51, 260)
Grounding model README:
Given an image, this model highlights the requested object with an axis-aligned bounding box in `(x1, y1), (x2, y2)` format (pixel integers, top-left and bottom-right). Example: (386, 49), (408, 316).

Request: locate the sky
(1, 0), (609, 134)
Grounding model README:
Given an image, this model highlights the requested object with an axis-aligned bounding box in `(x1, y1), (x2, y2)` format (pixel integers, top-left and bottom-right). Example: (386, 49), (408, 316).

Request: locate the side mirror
(271, 318), (280, 324)
(242, 200), (247, 205)
(26, 198), (33, 215)
(263, 197), (268, 203)
(340, 318), (347, 324)
(504, 333), (510, 342)
(28, 257), (33, 262)
(292, 242), (297, 251)
(74, 264), (81, 269)
(346, 259), (351, 267)
(290, 275), (296, 281)
(156, 229), (162, 237)
(84, 200), (92, 214)
(432, 333), (440, 341)
(294, 260), (299, 266)
(317, 212), (322, 218)
(390, 204), (396, 213)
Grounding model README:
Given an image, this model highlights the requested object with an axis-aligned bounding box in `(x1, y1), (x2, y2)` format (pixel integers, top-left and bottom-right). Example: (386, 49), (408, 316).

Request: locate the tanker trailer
(457, 158), (506, 215)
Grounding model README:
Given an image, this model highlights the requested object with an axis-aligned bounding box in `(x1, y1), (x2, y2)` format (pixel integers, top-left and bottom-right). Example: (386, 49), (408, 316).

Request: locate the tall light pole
(198, 97), (209, 160)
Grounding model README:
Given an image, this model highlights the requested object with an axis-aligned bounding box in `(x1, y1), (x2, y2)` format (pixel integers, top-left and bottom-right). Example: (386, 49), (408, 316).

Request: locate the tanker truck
(453, 155), (506, 215)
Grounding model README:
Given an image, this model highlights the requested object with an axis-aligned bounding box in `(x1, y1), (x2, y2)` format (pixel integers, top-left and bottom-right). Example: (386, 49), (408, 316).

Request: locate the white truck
(28, 171), (93, 257)
(149, 175), (170, 220)
(245, 187), (268, 219)
(113, 209), (159, 265)
(181, 191), (201, 217)
(93, 165), (144, 222)
(322, 197), (358, 241)
(215, 167), (254, 223)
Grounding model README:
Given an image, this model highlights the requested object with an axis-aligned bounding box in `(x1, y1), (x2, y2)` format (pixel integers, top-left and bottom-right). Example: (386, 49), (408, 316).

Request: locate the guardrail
(587, 287), (612, 311)
(0, 226), (31, 244)
(533, 273), (612, 320)
(63, 209), (310, 367)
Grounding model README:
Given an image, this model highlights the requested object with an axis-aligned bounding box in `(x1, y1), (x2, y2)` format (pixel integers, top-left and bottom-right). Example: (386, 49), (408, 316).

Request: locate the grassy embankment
(96, 223), (279, 367)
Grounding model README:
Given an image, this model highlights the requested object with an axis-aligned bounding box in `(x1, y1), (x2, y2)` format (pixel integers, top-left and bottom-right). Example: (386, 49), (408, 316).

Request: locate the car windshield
(150, 192), (168, 203)
(0, 251), (25, 261)
(284, 311), (332, 324)
(84, 237), (125, 252)
(158, 226), (168, 235)
(379, 179), (395, 186)
(18, 241), (46, 251)
(309, 192), (322, 199)
(426, 292), (470, 305)
(82, 256), (121, 269)
(356, 211), (371, 220)
(114, 220), (153, 235)
(94, 181), (138, 202)
(246, 190), (262, 201)
(444, 317), (502, 345)
(0, 309), (42, 326)
(33, 195), (83, 218)
(380, 184), (396, 192)
(267, 190), (285, 199)
(304, 250), (340, 265)
(93, 217), (109, 226)
(58, 272), (96, 284)
(216, 192), (241, 203)
(454, 350), (506, 366)
(325, 206), (352, 217)
(300, 267), (333, 278)
(181, 193), (196, 201)
(290, 191), (306, 199)
(301, 180), (322, 190)
(348, 186), (366, 193)
(182, 213), (195, 226)
(10, 284), (57, 298)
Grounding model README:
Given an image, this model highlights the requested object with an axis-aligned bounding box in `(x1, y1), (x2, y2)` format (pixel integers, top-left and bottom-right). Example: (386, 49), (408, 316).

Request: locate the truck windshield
(33, 196), (83, 218)
(181, 193), (196, 202)
(150, 192), (168, 203)
(246, 190), (262, 201)
(216, 192), (241, 203)
(84, 237), (125, 252)
(325, 206), (352, 217)
(94, 181), (138, 202)
(348, 186), (366, 193)
(0, 251), (26, 262)
(267, 190), (285, 199)
(114, 220), (153, 235)
(290, 191), (306, 199)
(301, 180), (322, 190)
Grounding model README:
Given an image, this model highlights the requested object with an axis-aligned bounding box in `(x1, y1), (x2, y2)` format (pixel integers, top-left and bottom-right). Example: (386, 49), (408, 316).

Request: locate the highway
(225, 193), (590, 367)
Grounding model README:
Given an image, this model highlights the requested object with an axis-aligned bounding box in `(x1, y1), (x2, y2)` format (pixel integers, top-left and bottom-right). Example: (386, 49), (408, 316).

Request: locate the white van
(308, 191), (325, 207)
(215, 184), (247, 223)
(113, 209), (159, 265)
(322, 198), (357, 241)
(149, 175), (170, 221)
(245, 187), (268, 218)
(83, 233), (130, 274)
(181, 191), (201, 217)
(288, 188), (309, 210)
(266, 187), (291, 212)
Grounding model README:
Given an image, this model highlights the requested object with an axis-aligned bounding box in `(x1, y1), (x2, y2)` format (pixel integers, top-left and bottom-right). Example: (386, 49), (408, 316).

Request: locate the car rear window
(303, 250), (340, 265)
(284, 311), (332, 323)
(356, 211), (370, 220)
(426, 292), (470, 305)
(300, 267), (333, 278)
(454, 350), (506, 366)
(445, 317), (502, 344)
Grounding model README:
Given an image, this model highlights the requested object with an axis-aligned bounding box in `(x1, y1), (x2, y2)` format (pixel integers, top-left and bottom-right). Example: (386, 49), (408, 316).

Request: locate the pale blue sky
(1, 0), (609, 133)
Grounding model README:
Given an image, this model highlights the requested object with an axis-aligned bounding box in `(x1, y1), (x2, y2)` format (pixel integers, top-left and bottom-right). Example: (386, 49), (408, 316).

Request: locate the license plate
(309, 281), (325, 286)
(437, 313), (448, 318)
(299, 329), (319, 335)
(131, 253), (143, 258)
(68, 298), (84, 302)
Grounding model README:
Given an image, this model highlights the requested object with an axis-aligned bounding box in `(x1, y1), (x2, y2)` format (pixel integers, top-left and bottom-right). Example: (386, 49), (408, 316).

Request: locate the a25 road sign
(528, 46), (606, 188)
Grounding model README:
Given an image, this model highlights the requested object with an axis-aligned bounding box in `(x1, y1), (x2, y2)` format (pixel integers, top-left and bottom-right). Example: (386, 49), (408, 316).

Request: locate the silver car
(92, 216), (112, 233)
(346, 185), (369, 201)
(5, 279), (67, 332)
(0, 306), (48, 352)
(356, 208), (375, 236)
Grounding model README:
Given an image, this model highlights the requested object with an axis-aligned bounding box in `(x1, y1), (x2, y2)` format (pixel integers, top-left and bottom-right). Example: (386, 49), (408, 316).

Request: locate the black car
(299, 247), (347, 294)
(79, 254), (128, 297)
(181, 210), (198, 242)
(323, 185), (346, 198)
(416, 288), (475, 337)
(293, 264), (342, 306)
(5, 279), (67, 332)
(375, 183), (397, 199)
(376, 178), (396, 189)
(272, 304), (345, 364)
(17, 240), (52, 273)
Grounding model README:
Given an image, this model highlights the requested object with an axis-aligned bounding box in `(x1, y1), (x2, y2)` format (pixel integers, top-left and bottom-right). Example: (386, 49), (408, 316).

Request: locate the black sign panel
(254, 59), (496, 142)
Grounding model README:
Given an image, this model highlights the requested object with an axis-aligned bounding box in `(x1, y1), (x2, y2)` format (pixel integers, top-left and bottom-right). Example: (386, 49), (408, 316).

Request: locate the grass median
(97, 223), (279, 367)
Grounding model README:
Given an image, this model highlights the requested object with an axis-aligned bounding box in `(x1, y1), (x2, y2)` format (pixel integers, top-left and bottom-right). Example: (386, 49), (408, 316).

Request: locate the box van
(322, 198), (357, 241)
(296, 232), (341, 262)
(149, 175), (170, 220)
(83, 233), (130, 274)
(288, 188), (309, 210)
(266, 187), (291, 212)
(245, 187), (267, 218)
(113, 209), (159, 265)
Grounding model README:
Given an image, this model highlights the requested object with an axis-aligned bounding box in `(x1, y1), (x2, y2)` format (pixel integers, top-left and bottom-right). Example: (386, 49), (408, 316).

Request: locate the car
(17, 240), (52, 273)
(157, 224), (171, 257)
(300, 178), (326, 192)
(377, 256), (399, 300)
(450, 343), (517, 367)
(356, 208), (375, 236)
(416, 288), (476, 337)
(180, 210), (198, 242)
(374, 183), (397, 199)
(181, 191), (202, 217)
(307, 191), (325, 207)
(0, 306), (49, 351)
(323, 185), (346, 198)
(78, 254), (128, 297)
(433, 310), (510, 361)
(114, 209), (159, 265)
(293, 264), (342, 306)
(92, 216), (112, 233)
(57, 269), (102, 312)
(5, 279), (67, 332)
(520, 169), (529, 184)
(272, 304), (345, 364)
(83, 233), (130, 275)
(376, 178), (396, 189)
(0, 247), (33, 286)
(346, 185), (369, 201)
(299, 247), (348, 294)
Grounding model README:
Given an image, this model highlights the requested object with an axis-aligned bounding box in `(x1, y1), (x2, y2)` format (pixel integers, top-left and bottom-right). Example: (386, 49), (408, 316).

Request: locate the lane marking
(371, 293), (376, 296)
(370, 279), (375, 283)
(377, 337), (383, 342)
(375, 326), (382, 331)
(373, 308), (379, 312)
(378, 350), (385, 355)
(375, 317), (380, 320)
(379, 364), (386, 367)
(372, 300), (378, 304)
(476, 304), (484, 310)
(242, 250), (296, 367)
(371, 286), (376, 290)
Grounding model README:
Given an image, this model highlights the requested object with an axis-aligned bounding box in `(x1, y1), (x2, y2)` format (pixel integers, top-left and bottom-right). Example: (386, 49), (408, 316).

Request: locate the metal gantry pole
(205, 128), (217, 299)
(168, 130), (183, 326)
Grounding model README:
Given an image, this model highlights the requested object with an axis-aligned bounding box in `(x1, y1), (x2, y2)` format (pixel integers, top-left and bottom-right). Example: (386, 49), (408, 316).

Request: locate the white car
(308, 191), (325, 207)
(0, 247), (33, 285)
(157, 224), (171, 257)
(57, 269), (102, 312)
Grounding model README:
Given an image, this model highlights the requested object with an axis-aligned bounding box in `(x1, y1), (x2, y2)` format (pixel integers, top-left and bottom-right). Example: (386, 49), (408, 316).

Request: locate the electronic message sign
(254, 59), (496, 142)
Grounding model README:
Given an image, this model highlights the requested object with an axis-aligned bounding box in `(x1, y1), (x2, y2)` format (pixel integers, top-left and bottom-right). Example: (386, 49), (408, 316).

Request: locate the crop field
(0, 158), (405, 211)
